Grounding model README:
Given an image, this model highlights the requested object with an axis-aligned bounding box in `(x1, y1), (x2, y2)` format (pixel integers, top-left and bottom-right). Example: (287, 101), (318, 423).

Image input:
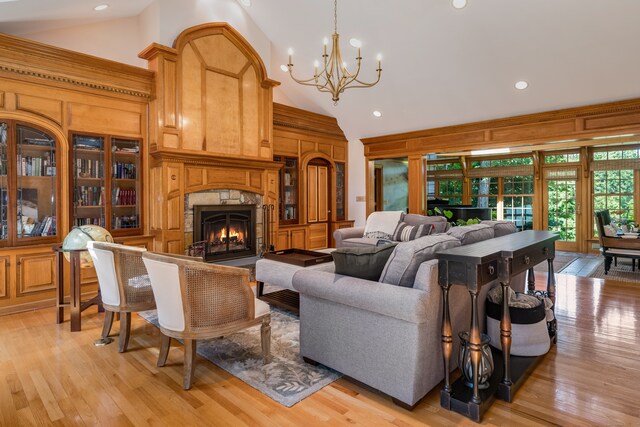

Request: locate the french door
(543, 167), (581, 251)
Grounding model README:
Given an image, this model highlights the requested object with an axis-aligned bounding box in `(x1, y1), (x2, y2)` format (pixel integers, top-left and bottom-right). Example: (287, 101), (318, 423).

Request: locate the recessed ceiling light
(452, 0), (467, 9)
(349, 38), (362, 48)
(515, 80), (529, 90)
(238, 0), (251, 6)
(280, 65), (288, 72)
(372, 110), (382, 118)
(94, 4), (108, 11)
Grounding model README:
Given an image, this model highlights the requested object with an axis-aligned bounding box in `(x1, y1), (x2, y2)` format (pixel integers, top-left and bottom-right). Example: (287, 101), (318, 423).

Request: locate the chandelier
(286, 0), (382, 105)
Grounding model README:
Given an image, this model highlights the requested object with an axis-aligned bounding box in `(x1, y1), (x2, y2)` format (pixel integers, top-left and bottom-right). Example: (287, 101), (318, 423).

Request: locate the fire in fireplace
(194, 205), (256, 261)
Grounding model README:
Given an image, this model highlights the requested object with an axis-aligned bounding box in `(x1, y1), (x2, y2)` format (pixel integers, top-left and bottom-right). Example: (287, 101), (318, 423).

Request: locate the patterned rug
(138, 308), (341, 407)
(588, 258), (640, 283)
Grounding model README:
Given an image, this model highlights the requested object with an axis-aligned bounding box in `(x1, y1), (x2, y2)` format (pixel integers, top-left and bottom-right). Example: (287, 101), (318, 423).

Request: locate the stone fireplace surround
(184, 189), (264, 255)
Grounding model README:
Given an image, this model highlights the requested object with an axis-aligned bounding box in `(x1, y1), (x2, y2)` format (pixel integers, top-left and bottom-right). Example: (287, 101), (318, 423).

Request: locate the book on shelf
(113, 215), (138, 229)
(17, 153), (53, 177)
(113, 145), (139, 153)
(113, 162), (136, 179)
(74, 136), (103, 151)
(114, 188), (136, 205)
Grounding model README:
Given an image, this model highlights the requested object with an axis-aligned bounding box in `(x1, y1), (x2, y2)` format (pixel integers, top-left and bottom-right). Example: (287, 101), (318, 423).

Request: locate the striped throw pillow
(392, 222), (434, 242)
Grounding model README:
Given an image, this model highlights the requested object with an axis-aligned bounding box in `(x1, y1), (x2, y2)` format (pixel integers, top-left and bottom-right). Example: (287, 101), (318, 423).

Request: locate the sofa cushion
(392, 221), (434, 242)
(481, 220), (517, 237)
(447, 223), (495, 245)
(341, 237), (381, 248)
(404, 213), (450, 234)
(332, 243), (397, 281)
(363, 211), (404, 240)
(379, 234), (461, 287)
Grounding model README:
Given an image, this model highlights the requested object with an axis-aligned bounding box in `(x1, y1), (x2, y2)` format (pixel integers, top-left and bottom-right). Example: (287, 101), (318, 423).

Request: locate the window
(503, 176), (534, 230)
(591, 146), (639, 235)
(544, 153), (580, 164)
(471, 177), (498, 219)
(426, 160), (463, 205)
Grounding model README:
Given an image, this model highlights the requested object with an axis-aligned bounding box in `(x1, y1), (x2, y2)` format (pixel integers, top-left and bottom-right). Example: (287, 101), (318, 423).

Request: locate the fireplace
(193, 205), (256, 261)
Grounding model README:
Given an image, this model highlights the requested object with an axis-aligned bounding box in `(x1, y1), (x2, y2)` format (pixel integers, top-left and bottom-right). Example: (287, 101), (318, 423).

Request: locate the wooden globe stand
(53, 246), (104, 332)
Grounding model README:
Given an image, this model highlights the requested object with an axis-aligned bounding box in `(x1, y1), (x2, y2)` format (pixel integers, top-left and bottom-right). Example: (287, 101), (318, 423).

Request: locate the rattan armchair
(142, 251), (272, 390)
(87, 241), (156, 352)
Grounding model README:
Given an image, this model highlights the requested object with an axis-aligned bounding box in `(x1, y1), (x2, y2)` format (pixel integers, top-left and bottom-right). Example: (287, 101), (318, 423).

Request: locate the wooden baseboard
(0, 290), (99, 317)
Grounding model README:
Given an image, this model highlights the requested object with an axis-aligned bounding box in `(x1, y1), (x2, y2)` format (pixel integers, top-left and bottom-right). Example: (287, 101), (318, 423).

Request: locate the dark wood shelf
(442, 347), (548, 422)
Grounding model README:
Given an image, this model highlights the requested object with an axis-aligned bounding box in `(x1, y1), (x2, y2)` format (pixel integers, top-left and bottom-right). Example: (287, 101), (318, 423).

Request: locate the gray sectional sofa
(292, 220), (524, 408)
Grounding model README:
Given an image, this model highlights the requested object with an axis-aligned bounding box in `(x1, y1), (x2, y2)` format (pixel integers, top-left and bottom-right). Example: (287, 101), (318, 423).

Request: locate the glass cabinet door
(274, 156), (299, 224)
(16, 125), (57, 239)
(335, 162), (346, 220)
(0, 122), (7, 241)
(111, 138), (140, 231)
(72, 134), (105, 227)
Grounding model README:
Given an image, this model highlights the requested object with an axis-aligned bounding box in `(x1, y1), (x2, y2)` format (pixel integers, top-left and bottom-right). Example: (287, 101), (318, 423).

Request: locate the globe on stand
(62, 225), (113, 268)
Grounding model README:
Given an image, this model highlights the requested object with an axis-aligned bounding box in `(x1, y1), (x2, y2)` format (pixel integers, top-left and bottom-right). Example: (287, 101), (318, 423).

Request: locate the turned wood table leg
(469, 290), (482, 404)
(500, 281), (512, 387)
(547, 256), (556, 302)
(441, 282), (453, 395)
(527, 267), (535, 293)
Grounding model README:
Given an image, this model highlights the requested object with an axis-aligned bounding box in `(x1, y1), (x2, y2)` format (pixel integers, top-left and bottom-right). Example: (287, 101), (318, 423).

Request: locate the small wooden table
(436, 230), (559, 422)
(53, 246), (103, 332)
(256, 249), (334, 314)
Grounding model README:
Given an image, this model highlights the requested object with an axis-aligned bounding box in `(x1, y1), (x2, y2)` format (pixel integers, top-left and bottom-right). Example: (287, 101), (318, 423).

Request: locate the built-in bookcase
(0, 120), (59, 247)
(70, 133), (142, 236)
(274, 156), (299, 224)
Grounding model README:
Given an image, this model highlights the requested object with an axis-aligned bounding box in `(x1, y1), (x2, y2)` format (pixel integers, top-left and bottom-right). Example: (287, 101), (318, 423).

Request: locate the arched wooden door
(307, 158), (331, 249)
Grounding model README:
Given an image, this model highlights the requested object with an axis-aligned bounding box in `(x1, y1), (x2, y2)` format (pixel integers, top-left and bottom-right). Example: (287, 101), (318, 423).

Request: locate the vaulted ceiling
(1, 0), (640, 142)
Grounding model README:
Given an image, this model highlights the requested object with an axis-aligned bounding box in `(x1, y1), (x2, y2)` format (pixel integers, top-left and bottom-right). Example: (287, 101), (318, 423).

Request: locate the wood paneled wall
(140, 23), (279, 162)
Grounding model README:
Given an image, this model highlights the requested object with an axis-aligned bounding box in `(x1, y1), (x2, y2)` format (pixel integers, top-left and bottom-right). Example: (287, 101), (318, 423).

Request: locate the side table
(436, 230), (559, 422)
(53, 246), (103, 332)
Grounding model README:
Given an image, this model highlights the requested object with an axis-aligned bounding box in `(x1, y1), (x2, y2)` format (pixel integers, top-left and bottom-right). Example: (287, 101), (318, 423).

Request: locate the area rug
(533, 252), (578, 273)
(138, 308), (341, 407)
(588, 259), (640, 283)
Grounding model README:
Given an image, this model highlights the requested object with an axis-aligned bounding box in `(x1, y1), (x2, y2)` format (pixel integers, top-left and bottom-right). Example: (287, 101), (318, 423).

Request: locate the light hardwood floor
(1, 272), (639, 426)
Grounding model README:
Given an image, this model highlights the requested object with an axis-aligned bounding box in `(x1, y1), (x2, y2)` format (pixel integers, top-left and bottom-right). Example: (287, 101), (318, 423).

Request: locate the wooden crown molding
(362, 97), (640, 145)
(273, 103), (347, 140)
(150, 148), (282, 171)
(0, 33), (153, 99)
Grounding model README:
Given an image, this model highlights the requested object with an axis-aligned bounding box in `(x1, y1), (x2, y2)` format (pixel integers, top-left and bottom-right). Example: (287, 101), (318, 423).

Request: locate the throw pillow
(362, 211), (404, 240)
(603, 224), (618, 237)
(332, 243), (397, 281)
(392, 222), (434, 242)
(363, 230), (393, 240)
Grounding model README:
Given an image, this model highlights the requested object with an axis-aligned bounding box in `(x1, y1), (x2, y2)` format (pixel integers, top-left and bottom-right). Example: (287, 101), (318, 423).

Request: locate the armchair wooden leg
(118, 312), (131, 353)
(183, 339), (197, 390)
(261, 315), (272, 364)
(604, 256), (612, 275)
(158, 334), (171, 367)
(102, 311), (114, 339)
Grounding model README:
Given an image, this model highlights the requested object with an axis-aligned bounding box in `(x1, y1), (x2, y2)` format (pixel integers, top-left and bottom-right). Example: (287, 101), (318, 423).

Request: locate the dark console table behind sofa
(436, 230), (559, 422)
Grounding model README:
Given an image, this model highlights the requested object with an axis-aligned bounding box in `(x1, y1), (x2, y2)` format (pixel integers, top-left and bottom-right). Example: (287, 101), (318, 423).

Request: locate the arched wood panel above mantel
(140, 23), (280, 162)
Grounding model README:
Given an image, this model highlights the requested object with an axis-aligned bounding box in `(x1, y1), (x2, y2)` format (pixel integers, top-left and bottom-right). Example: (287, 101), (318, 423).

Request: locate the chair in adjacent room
(142, 252), (272, 390)
(87, 241), (156, 352)
(594, 210), (640, 274)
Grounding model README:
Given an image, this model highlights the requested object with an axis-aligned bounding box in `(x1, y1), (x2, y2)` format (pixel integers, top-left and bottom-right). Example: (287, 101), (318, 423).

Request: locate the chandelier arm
(288, 71), (326, 86)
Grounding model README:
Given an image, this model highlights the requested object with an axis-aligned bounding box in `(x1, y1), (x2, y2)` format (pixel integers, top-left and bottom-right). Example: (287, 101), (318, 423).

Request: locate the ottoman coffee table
(255, 248), (335, 314)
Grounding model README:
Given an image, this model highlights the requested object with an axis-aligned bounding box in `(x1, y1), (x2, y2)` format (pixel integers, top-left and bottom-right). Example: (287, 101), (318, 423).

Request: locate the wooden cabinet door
(0, 256), (9, 299)
(290, 228), (306, 249)
(307, 165), (318, 223)
(276, 230), (290, 250)
(308, 223), (328, 250)
(16, 253), (56, 296)
(317, 166), (329, 222)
